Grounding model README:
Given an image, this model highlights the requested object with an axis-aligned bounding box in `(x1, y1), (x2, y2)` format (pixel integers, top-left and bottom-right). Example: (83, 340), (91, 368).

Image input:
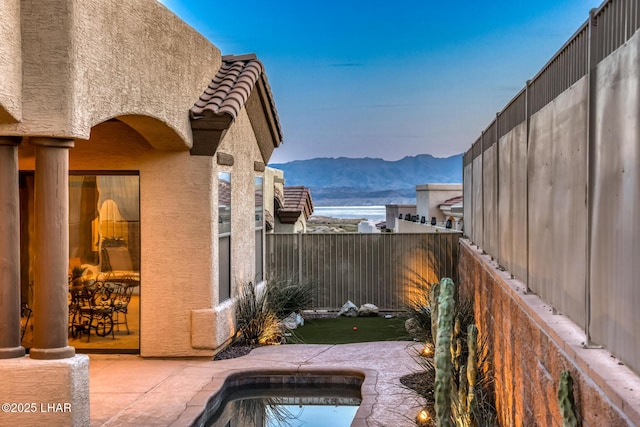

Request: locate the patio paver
(90, 341), (426, 426)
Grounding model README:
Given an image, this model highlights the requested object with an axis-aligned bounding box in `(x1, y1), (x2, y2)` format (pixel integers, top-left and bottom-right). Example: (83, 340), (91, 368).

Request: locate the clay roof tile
(190, 54), (267, 121)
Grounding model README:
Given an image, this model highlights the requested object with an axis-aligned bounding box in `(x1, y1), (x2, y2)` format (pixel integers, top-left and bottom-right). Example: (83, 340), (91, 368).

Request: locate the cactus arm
(466, 324), (479, 425)
(558, 371), (578, 427)
(429, 281), (441, 345)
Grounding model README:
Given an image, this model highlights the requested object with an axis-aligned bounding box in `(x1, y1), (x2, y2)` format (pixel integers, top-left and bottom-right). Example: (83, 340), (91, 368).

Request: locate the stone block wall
(458, 239), (640, 426)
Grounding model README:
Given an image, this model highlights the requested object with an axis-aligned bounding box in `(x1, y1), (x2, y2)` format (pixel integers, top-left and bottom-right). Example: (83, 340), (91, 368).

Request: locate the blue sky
(160, 0), (603, 163)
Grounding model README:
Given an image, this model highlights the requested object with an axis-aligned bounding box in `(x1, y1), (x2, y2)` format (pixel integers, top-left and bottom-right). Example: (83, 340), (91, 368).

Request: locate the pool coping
(171, 342), (421, 427)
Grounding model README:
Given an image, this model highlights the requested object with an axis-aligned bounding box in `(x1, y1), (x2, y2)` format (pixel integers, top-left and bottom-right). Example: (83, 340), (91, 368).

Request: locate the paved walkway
(90, 342), (426, 426)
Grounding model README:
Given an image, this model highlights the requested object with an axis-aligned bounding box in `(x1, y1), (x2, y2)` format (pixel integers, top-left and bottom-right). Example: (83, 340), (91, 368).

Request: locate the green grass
(287, 316), (412, 344)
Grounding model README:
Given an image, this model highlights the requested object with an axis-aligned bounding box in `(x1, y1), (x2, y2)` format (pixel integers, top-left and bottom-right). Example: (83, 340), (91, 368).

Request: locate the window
(218, 172), (231, 302)
(20, 172), (141, 353)
(255, 177), (264, 282)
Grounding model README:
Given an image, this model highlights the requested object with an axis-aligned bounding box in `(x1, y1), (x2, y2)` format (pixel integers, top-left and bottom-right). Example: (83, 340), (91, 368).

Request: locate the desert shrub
(404, 288), (433, 342)
(265, 277), (314, 319)
(235, 281), (282, 345)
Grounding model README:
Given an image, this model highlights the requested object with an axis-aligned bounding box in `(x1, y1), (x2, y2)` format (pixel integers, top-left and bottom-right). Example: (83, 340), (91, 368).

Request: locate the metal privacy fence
(266, 232), (460, 311)
(463, 0), (640, 376)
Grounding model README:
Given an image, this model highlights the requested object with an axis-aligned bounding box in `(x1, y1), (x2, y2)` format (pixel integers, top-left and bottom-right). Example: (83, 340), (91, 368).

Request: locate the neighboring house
(277, 186), (314, 233)
(384, 204), (417, 231)
(0, 2), (282, 424)
(264, 166), (286, 232)
(438, 195), (464, 230)
(416, 183), (462, 225)
(385, 183), (463, 232)
(264, 167), (314, 233)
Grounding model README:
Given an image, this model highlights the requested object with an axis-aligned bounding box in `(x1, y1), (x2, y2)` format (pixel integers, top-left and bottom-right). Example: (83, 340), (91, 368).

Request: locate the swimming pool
(190, 372), (364, 427)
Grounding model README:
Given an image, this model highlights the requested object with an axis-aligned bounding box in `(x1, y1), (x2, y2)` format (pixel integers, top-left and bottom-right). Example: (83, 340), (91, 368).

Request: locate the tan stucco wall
(18, 111), (264, 356)
(24, 121), (217, 357)
(416, 183), (462, 223)
(0, 0), (21, 123)
(0, 355), (90, 426)
(216, 109), (264, 294)
(264, 167), (284, 229)
(274, 217), (306, 233)
(8, 0), (276, 358)
(186, 109), (266, 353)
(395, 220), (461, 234)
(2, 0), (220, 149)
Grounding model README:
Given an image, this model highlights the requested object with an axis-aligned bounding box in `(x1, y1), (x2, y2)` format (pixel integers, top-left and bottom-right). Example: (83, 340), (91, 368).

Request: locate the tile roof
(218, 179), (231, 206)
(440, 195), (463, 206)
(278, 186), (314, 224)
(189, 53), (283, 158)
(191, 54), (264, 121)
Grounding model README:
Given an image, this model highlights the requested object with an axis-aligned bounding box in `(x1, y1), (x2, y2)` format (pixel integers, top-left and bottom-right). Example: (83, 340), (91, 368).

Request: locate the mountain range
(270, 153), (463, 206)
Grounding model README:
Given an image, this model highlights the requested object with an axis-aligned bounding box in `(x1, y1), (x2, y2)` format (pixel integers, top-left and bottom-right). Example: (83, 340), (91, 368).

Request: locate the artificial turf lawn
(288, 316), (412, 344)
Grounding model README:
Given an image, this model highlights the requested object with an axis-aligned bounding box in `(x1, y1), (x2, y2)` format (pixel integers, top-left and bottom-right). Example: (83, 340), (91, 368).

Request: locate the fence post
(495, 112), (500, 266)
(481, 130), (485, 254)
(583, 8), (600, 349)
(298, 232), (303, 282)
(524, 80), (532, 294)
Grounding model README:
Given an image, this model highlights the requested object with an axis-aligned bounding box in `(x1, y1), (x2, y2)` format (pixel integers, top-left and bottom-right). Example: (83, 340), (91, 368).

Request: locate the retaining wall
(458, 239), (640, 426)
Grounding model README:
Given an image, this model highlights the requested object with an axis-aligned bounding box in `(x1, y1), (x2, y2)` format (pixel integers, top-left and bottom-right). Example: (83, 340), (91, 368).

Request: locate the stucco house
(386, 183), (463, 232)
(0, 1), (282, 424)
(264, 167), (314, 233)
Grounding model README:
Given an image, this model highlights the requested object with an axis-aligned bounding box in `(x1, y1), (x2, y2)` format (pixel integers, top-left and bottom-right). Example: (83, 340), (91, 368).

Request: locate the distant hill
(270, 154), (462, 206)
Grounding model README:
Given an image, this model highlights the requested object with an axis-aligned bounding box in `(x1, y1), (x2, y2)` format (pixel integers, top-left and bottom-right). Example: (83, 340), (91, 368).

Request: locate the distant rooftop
(278, 186), (314, 224)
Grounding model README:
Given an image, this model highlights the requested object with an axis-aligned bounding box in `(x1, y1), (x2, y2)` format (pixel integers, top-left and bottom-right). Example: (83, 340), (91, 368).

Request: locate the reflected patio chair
(21, 303), (32, 342)
(108, 278), (139, 334)
(68, 281), (114, 342)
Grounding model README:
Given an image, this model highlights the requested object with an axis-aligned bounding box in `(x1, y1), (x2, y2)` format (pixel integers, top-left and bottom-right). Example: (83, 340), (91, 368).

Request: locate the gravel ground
(212, 343), (259, 360)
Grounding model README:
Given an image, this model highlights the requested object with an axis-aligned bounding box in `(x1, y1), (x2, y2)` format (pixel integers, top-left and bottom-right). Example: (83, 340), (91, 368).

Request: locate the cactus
(458, 364), (468, 416)
(434, 278), (456, 427)
(429, 281), (440, 345)
(454, 315), (462, 337)
(451, 316), (462, 371)
(452, 337), (463, 372)
(558, 371), (578, 427)
(466, 324), (479, 425)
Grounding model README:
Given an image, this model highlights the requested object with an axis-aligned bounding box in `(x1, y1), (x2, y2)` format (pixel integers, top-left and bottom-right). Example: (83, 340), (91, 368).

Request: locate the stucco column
(29, 137), (75, 360)
(0, 137), (25, 359)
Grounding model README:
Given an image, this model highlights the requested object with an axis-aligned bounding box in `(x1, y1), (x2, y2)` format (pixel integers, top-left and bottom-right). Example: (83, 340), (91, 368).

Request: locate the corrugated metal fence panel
(529, 23), (589, 117)
(266, 233), (460, 311)
(498, 88), (527, 139)
(528, 104), (556, 298)
(496, 121), (529, 281)
(497, 135), (512, 270)
(472, 155), (483, 248)
(590, 31), (640, 374)
(549, 77), (588, 326)
(527, 78), (588, 325)
(594, 0), (640, 63)
(482, 144), (498, 258)
(461, 0), (640, 375)
(463, 163), (473, 239)
(510, 122), (528, 282)
(267, 233), (299, 278)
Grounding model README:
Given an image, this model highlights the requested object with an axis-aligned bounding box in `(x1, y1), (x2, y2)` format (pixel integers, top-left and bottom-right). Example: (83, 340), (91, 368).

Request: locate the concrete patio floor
(90, 341), (426, 426)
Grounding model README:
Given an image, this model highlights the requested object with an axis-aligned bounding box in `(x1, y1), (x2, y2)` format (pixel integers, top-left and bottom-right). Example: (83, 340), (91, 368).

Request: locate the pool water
(195, 376), (362, 427)
(264, 404), (359, 426)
